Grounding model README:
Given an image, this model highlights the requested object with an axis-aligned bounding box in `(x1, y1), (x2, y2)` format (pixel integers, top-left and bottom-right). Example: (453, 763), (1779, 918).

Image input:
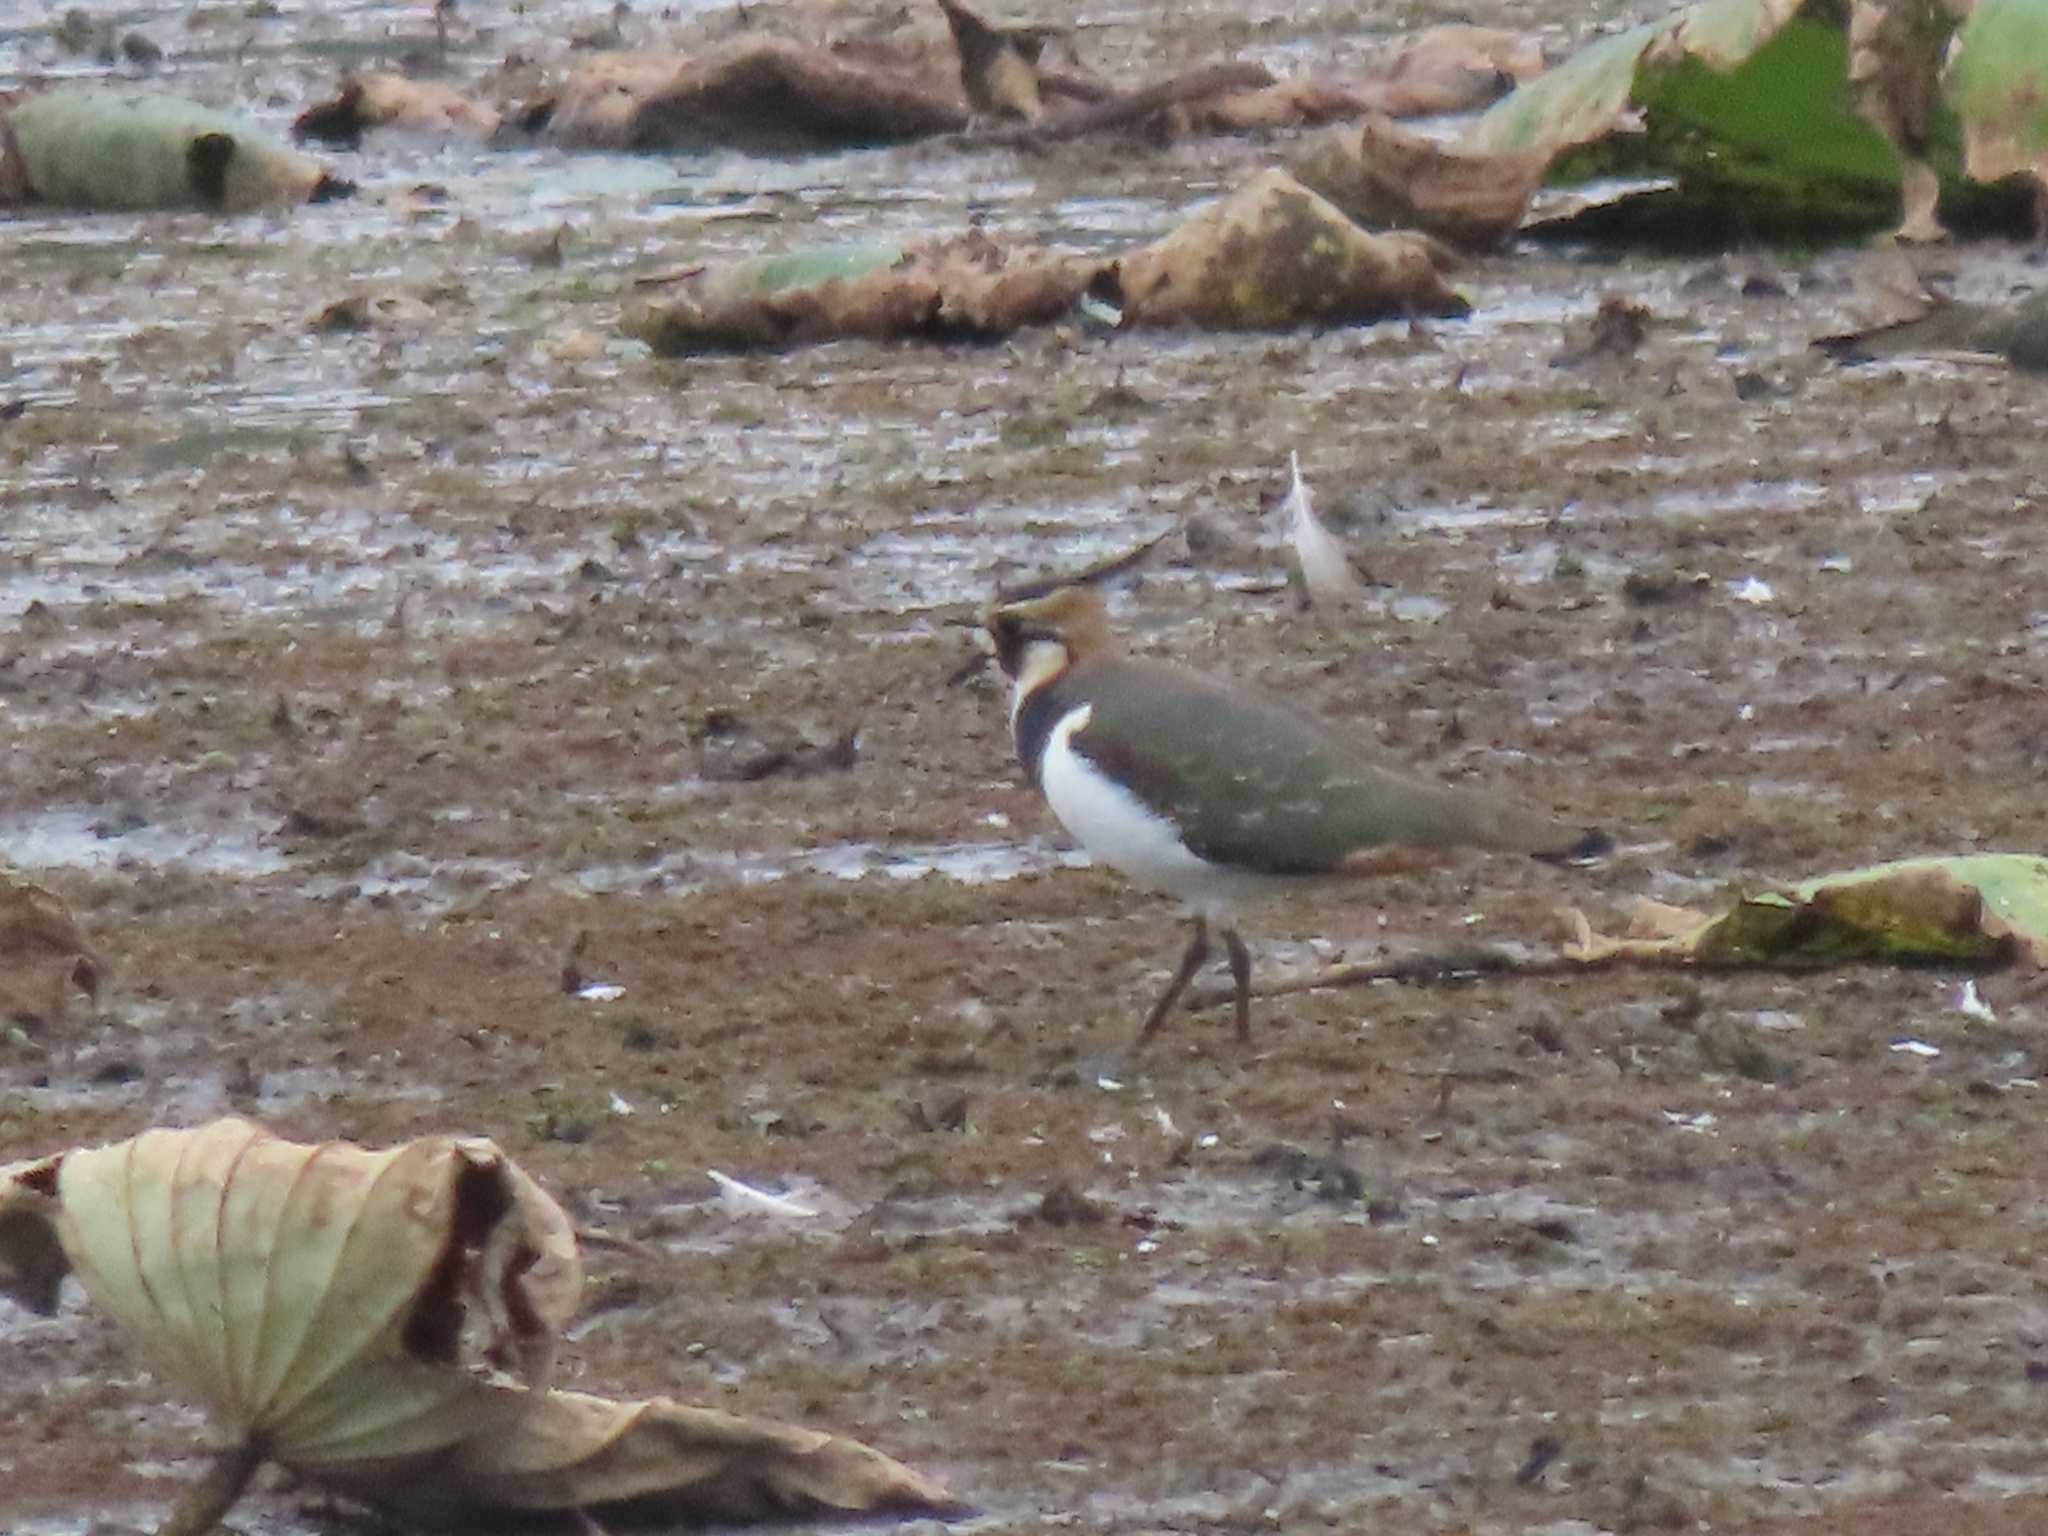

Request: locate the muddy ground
(6, 0), (2048, 1532)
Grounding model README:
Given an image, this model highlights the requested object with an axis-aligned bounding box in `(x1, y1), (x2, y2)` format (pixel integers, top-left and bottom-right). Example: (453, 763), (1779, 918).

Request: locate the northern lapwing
(984, 585), (1606, 1046)
(936, 0), (1059, 122)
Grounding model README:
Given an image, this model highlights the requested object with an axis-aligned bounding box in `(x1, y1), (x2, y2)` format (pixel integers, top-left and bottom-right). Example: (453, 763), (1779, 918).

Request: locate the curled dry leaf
(1565, 854), (2048, 968)
(1846, 0), (1974, 240)
(531, 38), (968, 152)
(310, 290), (438, 335)
(1188, 78), (1366, 131)
(630, 167), (1466, 352)
(1, 86), (348, 210)
(0, 1117), (581, 1468)
(1462, 0), (1983, 240)
(0, 866), (104, 1027)
(1116, 167), (1467, 329)
(292, 72), (502, 147)
(628, 35), (971, 150)
(330, 1388), (965, 1525)
(1942, 0), (2048, 216)
(1184, 25), (1542, 136)
(628, 232), (1093, 354)
(1353, 23), (1546, 118)
(500, 18), (1518, 157)
(1293, 112), (1551, 248)
(0, 1116), (961, 1532)
(523, 52), (693, 148)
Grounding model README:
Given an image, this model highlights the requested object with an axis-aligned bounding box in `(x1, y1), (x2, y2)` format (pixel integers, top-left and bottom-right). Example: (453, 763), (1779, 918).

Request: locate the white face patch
(1039, 704), (1248, 918)
(1008, 638), (1070, 727)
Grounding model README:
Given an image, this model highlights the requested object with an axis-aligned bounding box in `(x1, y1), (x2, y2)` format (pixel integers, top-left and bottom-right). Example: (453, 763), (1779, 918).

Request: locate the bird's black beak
(947, 649), (993, 687)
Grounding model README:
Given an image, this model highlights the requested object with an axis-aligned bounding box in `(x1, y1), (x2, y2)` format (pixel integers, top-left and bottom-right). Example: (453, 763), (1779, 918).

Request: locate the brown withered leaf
(629, 35), (970, 150)
(0, 1117), (961, 1533)
(339, 1388), (968, 1526)
(520, 52), (688, 147)
(1116, 167), (1468, 329)
(0, 93), (31, 205)
(1293, 112), (1549, 248)
(1847, 0), (1973, 240)
(1565, 855), (2048, 968)
(292, 72), (501, 147)
(1351, 23), (1545, 119)
(1182, 76), (1369, 132)
(535, 38), (969, 152)
(0, 1117), (579, 1533)
(630, 230), (1093, 355)
(310, 290), (436, 335)
(632, 167), (1468, 351)
(0, 866), (103, 1027)
(516, 18), (1529, 157)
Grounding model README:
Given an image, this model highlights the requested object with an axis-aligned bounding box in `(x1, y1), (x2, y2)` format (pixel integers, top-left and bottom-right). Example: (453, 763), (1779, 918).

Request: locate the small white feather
(1282, 451), (1362, 607)
(707, 1169), (818, 1218)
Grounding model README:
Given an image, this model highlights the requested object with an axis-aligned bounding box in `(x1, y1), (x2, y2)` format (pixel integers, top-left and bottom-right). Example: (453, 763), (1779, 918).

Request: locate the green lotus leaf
(4, 86), (338, 210)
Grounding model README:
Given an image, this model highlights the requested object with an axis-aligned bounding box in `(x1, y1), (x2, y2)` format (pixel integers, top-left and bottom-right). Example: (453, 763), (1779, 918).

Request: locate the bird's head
(983, 585), (1114, 692)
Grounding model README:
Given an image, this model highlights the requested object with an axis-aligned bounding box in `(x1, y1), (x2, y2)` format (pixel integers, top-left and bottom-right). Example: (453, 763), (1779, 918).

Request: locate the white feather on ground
(707, 1169), (820, 1217)
(1282, 451), (1362, 607)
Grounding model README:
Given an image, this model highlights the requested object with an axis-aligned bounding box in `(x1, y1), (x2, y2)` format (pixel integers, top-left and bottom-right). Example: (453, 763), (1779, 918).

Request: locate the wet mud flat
(6, 0), (2048, 1531)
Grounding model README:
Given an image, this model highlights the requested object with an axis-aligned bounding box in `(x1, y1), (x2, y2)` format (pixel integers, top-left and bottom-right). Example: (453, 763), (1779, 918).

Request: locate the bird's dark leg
(1137, 915), (1210, 1046)
(1222, 926), (1252, 1043)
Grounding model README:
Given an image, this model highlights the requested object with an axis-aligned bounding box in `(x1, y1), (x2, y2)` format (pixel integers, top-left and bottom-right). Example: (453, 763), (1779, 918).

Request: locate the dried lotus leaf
(1117, 167), (1468, 330)
(354, 1387), (966, 1526)
(218, 1129), (320, 1425)
(41, 1118), (579, 1467)
(3, 86), (343, 210)
(0, 866), (103, 1027)
(0, 1153), (69, 1314)
(1565, 854), (2048, 968)
(277, 1148), (581, 1465)
(1, 1120), (960, 1533)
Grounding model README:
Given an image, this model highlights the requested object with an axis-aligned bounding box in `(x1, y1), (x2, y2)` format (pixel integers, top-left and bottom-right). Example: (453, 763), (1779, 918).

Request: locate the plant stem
(155, 1440), (264, 1536)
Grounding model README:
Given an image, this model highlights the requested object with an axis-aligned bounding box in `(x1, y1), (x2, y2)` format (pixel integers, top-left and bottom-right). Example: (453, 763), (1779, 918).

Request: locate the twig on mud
(1185, 944), (2022, 1010)
(955, 61), (1275, 149)
(574, 1226), (660, 1262)
(1186, 947), (1592, 1009)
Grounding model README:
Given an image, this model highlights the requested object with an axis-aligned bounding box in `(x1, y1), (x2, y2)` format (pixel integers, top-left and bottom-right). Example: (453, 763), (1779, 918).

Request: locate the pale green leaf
(1944, 0), (2048, 185)
(7, 86), (332, 210)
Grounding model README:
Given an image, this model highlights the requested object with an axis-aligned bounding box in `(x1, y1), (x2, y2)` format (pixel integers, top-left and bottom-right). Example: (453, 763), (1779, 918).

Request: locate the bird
(983, 584), (1606, 1046)
(935, 0), (1060, 122)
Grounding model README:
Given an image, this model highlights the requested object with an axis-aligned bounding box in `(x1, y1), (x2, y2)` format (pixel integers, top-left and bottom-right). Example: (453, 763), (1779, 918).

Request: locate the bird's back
(1038, 656), (1585, 875)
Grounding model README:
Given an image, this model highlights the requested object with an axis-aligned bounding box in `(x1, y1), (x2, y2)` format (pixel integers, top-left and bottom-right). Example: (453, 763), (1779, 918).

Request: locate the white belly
(1040, 705), (1257, 919)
